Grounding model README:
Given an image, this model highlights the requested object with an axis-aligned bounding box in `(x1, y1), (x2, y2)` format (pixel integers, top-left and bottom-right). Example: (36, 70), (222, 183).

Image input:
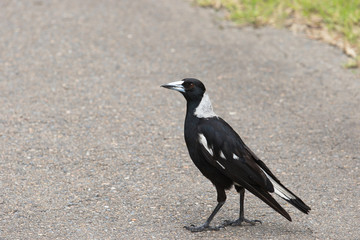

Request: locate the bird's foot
(223, 218), (262, 226)
(184, 223), (224, 232)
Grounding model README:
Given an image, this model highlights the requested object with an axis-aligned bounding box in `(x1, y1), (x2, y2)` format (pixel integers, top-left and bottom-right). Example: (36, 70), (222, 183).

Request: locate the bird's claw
(223, 218), (262, 226)
(184, 223), (224, 232)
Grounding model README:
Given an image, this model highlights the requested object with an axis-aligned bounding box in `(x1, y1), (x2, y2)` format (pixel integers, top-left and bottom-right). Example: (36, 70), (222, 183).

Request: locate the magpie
(161, 78), (311, 232)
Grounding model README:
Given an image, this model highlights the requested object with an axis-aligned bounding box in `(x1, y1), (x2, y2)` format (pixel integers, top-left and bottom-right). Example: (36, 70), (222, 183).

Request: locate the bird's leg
(184, 201), (225, 232)
(224, 187), (262, 226)
(184, 186), (226, 232)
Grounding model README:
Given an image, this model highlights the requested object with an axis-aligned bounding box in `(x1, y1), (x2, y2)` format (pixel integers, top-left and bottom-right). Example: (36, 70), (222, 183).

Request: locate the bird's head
(161, 78), (206, 101)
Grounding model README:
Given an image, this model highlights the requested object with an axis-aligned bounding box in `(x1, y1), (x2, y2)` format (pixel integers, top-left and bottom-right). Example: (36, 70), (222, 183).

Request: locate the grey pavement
(0, 0), (359, 239)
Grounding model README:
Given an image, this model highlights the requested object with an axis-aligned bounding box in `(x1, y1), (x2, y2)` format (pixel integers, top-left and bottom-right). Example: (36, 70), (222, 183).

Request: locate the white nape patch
(261, 169), (295, 201)
(220, 151), (226, 159)
(233, 154), (239, 160)
(216, 161), (226, 169)
(199, 133), (213, 156)
(194, 93), (217, 118)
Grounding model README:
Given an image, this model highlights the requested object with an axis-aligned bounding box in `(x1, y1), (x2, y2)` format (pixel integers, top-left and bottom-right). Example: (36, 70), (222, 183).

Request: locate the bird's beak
(161, 80), (185, 93)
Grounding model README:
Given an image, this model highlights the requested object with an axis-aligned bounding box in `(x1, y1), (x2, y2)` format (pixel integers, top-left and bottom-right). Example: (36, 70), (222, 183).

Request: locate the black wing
(197, 117), (293, 221)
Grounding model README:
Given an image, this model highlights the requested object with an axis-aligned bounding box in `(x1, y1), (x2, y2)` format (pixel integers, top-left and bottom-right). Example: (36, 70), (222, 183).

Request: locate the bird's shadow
(182, 215), (314, 237)
(221, 220), (314, 238)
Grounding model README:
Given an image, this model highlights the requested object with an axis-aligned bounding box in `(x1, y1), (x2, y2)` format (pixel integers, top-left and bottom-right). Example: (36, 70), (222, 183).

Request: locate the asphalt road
(0, 0), (359, 239)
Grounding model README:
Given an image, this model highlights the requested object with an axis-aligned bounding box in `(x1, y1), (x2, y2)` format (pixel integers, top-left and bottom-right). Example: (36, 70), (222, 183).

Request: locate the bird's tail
(262, 170), (311, 214)
(248, 186), (293, 221)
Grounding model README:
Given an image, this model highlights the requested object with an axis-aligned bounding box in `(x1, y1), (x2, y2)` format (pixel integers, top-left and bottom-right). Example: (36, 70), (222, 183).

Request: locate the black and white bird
(161, 78), (311, 232)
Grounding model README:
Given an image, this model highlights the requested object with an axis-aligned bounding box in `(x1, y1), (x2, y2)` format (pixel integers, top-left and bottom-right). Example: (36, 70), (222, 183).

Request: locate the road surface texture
(0, 0), (359, 239)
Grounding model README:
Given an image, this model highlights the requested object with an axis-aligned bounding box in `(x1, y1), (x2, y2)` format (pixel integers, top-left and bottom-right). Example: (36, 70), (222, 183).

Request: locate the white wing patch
(261, 168), (295, 201)
(194, 93), (217, 118)
(216, 161), (226, 169)
(198, 133), (213, 156)
(198, 134), (225, 169)
(233, 153), (239, 160)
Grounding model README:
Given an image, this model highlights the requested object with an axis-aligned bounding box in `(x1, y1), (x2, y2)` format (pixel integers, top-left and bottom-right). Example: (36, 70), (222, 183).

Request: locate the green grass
(196, 0), (360, 67)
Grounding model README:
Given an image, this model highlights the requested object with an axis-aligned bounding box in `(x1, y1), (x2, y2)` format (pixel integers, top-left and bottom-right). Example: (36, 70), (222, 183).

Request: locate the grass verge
(196, 0), (360, 68)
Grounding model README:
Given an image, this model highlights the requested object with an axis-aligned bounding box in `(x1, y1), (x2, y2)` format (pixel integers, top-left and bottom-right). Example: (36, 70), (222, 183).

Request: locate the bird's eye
(185, 82), (195, 90)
